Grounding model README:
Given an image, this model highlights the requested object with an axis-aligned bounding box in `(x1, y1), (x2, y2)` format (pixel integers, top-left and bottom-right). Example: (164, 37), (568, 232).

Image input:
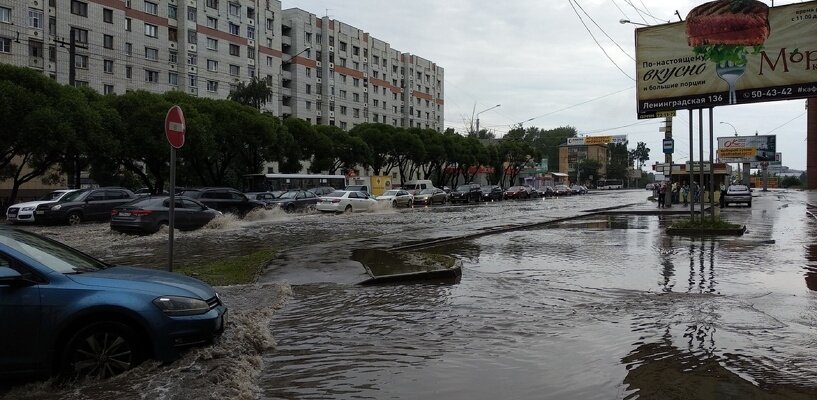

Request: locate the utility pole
(663, 116), (673, 207)
(55, 30), (88, 189)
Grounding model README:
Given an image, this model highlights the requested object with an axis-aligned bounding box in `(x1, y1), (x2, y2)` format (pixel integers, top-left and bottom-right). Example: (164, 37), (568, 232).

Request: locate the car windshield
(278, 191), (300, 199)
(456, 185), (470, 191)
(383, 190), (399, 196)
(180, 190), (202, 198)
(419, 189), (435, 195)
(508, 186), (522, 191)
(59, 190), (89, 202)
(324, 191), (346, 198)
(39, 191), (70, 201)
(403, 184), (421, 190)
(730, 185), (749, 191)
(0, 229), (108, 274)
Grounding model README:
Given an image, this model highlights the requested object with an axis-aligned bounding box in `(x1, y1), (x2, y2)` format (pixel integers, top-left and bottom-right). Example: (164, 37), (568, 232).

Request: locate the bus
(596, 179), (623, 190)
(243, 173), (347, 192)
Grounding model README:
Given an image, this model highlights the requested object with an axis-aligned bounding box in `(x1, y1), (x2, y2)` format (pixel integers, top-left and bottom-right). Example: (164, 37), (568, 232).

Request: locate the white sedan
(375, 189), (414, 207)
(316, 191), (377, 213)
(5, 189), (78, 224)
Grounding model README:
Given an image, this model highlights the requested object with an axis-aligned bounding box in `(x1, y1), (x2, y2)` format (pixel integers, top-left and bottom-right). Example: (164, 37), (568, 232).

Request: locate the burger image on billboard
(685, 0), (770, 105)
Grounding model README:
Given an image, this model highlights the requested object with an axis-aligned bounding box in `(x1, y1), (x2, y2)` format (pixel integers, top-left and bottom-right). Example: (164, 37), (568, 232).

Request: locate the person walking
(657, 182), (667, 208)
(719, 181), (727, 207)
(681, 183), (689, 206)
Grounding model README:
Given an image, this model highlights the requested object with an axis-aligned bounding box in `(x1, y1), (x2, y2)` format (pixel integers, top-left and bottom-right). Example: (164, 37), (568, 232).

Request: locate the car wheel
(66, 212), (82, 226)
(153, 220), (168, 233)
(226, 207), (240, 216)
(408, 200), (413, 207)
(61, 321), (145, 379)
(285, 204), (295, 213)
(344, 205), (353, 213)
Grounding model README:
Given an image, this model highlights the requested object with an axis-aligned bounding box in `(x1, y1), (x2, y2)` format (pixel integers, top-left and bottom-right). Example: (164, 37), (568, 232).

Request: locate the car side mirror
(0, 267), (32, 287)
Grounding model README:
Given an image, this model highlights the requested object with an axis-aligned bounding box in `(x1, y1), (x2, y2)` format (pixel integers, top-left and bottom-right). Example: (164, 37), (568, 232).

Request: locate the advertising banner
(567, 135), (627, 146)
(635, 1), (817, 118)
(717, 135), (777, 162)
(750, 152), (782, 168)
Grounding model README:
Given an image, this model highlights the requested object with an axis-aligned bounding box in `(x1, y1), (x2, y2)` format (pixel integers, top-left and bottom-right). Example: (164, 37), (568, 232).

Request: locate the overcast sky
(283, 0), (811, 171)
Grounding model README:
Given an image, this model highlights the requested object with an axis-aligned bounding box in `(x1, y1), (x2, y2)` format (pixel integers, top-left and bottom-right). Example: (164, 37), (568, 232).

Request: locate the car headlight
(51, 204), (62, 211)
(153, 296), (210, 316)
(21, 206), (35, 211)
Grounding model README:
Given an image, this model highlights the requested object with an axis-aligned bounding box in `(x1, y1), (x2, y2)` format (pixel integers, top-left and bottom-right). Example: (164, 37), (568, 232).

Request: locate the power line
(567, 0), (635, 81)
(572, 0), (635, 61)
(766, 112), (806, 134)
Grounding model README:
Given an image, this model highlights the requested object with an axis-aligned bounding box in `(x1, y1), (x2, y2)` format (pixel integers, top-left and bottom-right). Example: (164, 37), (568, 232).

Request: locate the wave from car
(316, 190), (377, 213)
(5, 189), (78, 224)
(111, 196), (222, 234)
(0, 227), (227, 379)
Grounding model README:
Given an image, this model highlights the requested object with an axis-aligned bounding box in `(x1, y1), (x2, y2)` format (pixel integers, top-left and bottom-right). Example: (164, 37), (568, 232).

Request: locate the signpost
(165, 105), (186, 272)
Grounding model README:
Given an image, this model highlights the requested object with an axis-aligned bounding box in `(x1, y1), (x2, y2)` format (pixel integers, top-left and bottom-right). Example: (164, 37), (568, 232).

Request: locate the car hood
(376, 195), (396, 200)
(9, 200), (53, 209)
(68, 266), (216, 299)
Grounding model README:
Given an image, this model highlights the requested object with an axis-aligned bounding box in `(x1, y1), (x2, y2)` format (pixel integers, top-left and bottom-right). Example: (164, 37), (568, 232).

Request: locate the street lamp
(279, 46), (311, 118)
(476, 104), (501, 135)
(719, 121), (738, 136)
(619, 19), (650, 27)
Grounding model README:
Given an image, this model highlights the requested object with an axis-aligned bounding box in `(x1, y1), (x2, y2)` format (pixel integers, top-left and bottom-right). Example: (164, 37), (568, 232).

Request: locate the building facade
(0, 0), (444, 131)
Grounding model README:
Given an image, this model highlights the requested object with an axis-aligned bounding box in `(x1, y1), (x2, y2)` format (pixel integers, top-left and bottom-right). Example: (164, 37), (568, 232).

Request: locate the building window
(207, 16), (217, 29)
(144, 1), (158, 15)
(0, 37), (11, 53)
(103, 59), (114, 73)
(168, 5), (177, 19)
(104, 84), (115, 94)
(145, 47), (158, 61)
(206, 0), (218, 9)
(145, 23), (158, 38)
(49, 16), (56, 36)
(187, 30), (197, 44)
(0, 7), (10, 24)
(266, 56), (273, 66)
(353, 78), (359, 87)
(125, 42), (132, 56)
(228, 2), (240, 16)
(229, 64), (239, 76)
(71, 1), (88, 17)
(168, 72), (178, 86)
(248, 66), (255, 78)
(74, 80), (89, 88)
(353, 93), (359, 102)
(229, 44), (239, 56)
(353, 108), (359, 118)
(168, 27), (177, 42)
(187, 54), (197, 65)
(353, 46), (359, 56)
(247, 26), (255, 39)
(103, 34), (114, 49)
(339, 41), (347, 52)
(207, 59), (218, 72)
(266, 18), (274, 32)
(207, 80), (218, 92)
(75, 54), (88, 69)
(99, 8), (113, 23)
(71, 28), (88, 44)
(125, 17), (131, 31)
(206, 38), (217, 50)
(126, 65), (132, 79)
(187, 7), (197, 22)
(228, 23), (239, 36)
(29, 9), (44, 29)
(305, 84), (311, 94)
(340, 106), (347, 115)
(247, 47), (254, 59)
(145, 69), (159, 82)
(305, 32), (311, 44)
(169, 50), (177, 63)
(189, 74), (197, 87)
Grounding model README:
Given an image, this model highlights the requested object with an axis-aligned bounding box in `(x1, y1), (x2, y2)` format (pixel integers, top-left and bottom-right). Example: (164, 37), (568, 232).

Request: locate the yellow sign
(585, 136), (613, 145)
(718, 148), (757, 158)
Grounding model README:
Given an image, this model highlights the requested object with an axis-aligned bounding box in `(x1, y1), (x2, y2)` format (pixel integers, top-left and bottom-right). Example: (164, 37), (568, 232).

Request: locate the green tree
(576, 159), (601, 185)
(350, 123), (396, 175)
(630, 141), (651, 169)
(607, 142), (630, 180)
(228, 76), (273, 110)
(320, 126), (371, 175)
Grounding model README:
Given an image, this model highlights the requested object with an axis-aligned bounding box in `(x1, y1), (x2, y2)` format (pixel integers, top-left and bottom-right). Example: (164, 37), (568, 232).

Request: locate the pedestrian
(672, 182), (680, 204)
(681, 184), (689, 206)
(657, 182), (667, 208)
(692, 182), (700, 203)
(719, 181), (727, 207)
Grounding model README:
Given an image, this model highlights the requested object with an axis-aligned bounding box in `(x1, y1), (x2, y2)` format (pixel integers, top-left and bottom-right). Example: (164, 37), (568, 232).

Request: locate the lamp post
(475, 104), (501, 136)
(619, 19), (650, 27)
(719, 121), (743, 184)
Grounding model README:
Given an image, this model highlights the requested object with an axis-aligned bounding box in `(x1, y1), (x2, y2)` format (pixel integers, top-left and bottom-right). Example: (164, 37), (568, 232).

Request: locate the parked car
(34, 188), (137, 225)
(0, 227), (227, 379)
(536, 186), (555, 198)
(110, 196), (222, 234)
(553, 185), (573, 196)
(504, 186), (531, 200)
(308, 186), (337, 197)
(179, 188), (264, 217)
(376, 189), (414, 207)
(571, 185), (589, 195)
(723, 184), (752, 207)
(244, 191), (279, 207)
(646, 183), (655, 191)
(414, 188), (449, 205)
(316, 190), (377, 213)
(449, 184), (483, 204)
(401, 180), (435, 195)
(481, 185), (504, 201)
(5, 189), (78, 224)
(266, 190), (320, 212)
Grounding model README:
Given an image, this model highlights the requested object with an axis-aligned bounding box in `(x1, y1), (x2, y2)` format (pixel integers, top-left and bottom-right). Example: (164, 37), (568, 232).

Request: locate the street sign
(165, 105), (186, 149)
(662, 138), (674, 154)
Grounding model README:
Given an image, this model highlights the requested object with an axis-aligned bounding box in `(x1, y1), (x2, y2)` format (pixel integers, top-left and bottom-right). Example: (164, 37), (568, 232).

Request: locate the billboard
(635, 1), (817, 118)
(717, 135), (776, 163)
(567, 135), (627, 146)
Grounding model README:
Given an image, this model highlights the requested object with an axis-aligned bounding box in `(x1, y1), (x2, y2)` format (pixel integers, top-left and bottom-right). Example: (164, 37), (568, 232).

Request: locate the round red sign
(165, 105), (186, 149)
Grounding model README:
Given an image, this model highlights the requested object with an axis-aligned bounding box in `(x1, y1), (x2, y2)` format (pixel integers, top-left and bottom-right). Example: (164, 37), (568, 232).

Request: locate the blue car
(0, 228), (227, 379)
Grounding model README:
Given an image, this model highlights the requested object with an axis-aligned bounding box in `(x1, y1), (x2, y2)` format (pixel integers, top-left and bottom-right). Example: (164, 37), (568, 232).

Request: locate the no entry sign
(165, 105), (186, 148)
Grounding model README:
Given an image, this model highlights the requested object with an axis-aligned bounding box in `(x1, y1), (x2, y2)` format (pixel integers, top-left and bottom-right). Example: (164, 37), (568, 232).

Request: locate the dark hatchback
(481, 185), (504, 201)
(449, 184), (483, 204)
(0, 227), (226, 379)
(111, 196), (222, 234)
(504, 186), (531, 200)
(179, 187), (264, 217)
(266, 190), (320, 212)
(34, 187), (137, 225)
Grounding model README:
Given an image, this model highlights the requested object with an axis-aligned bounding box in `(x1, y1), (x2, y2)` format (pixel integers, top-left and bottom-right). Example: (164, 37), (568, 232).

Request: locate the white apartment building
(0, 0), (444, 131)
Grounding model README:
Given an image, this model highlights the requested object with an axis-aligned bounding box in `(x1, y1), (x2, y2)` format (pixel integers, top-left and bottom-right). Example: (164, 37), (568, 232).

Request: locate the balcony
(28, 57), (45, 69)
(281, 35), (291, 46)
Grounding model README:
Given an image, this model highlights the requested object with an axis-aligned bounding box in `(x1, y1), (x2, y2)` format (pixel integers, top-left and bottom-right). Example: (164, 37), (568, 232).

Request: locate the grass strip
(669, 218), (742, 230)
(176, 249), (276, 286)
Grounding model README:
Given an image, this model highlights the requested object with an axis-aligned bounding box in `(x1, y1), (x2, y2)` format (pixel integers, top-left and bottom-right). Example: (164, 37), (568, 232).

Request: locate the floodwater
(4, 190), (817, 399)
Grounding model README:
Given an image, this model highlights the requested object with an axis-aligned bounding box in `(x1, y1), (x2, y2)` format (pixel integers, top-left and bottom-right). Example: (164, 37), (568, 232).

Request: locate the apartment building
(0, 0), (444, 131)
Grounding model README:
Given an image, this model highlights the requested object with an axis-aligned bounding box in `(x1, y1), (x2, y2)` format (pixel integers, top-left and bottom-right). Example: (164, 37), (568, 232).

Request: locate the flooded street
(4, 190), (817, 399)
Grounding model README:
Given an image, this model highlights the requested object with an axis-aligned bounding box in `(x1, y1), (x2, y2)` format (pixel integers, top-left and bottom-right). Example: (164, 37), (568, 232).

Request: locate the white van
(402, 180), (434, 195)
